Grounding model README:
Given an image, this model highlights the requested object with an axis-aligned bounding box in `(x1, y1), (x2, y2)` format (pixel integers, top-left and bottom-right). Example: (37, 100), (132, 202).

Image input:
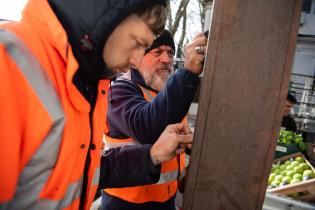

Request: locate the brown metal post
(183, 0), (302, 209)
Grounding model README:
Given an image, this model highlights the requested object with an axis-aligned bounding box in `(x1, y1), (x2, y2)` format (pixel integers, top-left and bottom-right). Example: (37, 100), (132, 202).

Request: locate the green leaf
(299, 142), (306, 151)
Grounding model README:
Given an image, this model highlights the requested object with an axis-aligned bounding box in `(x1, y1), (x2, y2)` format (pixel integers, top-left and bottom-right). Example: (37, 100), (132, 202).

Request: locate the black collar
(130, 68), (159, 93)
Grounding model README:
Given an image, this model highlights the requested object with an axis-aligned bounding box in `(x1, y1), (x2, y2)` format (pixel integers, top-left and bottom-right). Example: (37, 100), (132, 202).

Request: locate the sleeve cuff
(145, 144), (161, 182)
(175, 68), (200, 86)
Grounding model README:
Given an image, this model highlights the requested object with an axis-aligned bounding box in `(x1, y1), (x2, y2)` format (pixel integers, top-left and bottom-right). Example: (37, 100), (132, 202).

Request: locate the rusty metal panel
(183, 0), (302, 209)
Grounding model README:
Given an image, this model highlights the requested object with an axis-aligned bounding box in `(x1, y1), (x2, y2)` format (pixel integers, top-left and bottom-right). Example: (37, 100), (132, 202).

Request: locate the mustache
(157, 64), (172, 72)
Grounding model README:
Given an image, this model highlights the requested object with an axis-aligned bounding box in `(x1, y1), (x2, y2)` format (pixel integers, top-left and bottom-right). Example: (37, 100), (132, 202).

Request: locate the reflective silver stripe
(60, 179), (83, 209)
(104, 136), (140, 150)
(85, 167), (100, 204)
(0, 29), (82, 209)
(156, 170), (179, 184)
(141, 87), (155, 102)
(32, 179), (83, 210)
(104, 137), (184, 184)
(92, 167), (100, 186)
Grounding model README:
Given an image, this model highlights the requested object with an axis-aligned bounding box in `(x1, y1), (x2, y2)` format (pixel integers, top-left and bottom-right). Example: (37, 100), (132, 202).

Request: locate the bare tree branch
(169, 0), (190, 36)
(166, 0), (173, 30)
(198, 0), (206, 30)
(176, 8), (187, 58)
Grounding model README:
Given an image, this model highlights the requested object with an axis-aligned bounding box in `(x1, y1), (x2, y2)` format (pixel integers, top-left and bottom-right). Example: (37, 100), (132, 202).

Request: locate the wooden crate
(267, 152), (315, 202)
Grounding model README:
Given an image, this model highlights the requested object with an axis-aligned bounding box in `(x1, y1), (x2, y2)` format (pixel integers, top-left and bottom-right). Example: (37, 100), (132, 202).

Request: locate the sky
(0, 0), (27, 21)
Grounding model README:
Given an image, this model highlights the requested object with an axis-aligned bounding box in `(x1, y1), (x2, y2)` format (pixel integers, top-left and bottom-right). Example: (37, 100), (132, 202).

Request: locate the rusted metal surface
(183, 0), (302, 209)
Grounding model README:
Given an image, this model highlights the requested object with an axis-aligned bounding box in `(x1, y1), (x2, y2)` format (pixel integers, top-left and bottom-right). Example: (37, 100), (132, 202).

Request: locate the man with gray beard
(101, 30), (207, 210)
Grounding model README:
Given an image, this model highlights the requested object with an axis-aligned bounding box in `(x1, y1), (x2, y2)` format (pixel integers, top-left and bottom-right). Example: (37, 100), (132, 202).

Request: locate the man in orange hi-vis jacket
(0, 0), (199, 209)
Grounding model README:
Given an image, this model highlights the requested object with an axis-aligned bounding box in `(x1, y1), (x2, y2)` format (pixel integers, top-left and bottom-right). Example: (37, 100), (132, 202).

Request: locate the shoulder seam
(112, 80), (144, 96)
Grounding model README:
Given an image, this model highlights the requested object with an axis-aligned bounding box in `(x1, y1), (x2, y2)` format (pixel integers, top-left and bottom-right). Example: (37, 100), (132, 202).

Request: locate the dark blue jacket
(107, 68), (200, 144)
(102, 68), (200, 210)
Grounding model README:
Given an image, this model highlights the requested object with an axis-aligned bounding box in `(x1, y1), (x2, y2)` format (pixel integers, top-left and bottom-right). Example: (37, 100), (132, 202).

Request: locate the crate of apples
(267, 153), (315, 202)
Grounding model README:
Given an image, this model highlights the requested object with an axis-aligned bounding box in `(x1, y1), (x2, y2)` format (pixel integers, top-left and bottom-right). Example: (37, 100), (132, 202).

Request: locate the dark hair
(137, 4), (167, 36)
(287, 93), (297, 104)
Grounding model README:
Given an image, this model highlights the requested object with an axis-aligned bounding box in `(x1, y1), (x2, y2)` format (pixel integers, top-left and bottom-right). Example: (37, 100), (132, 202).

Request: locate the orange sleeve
(0, 45), (23, 202)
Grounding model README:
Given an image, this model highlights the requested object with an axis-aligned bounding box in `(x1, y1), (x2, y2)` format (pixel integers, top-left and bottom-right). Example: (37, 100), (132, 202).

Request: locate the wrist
(177, 68), (201, 80)
(150, 144), (161, 165)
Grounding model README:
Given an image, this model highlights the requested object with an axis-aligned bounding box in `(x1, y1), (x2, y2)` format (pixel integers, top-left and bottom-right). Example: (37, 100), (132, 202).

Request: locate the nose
(129, 48), (145, 69)
(159, 51), (172, 64)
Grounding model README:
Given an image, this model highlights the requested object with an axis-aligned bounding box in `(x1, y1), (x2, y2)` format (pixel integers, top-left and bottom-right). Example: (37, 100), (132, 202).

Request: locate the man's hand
(150, 123), (193, 165)
(184, 33), (208, 75)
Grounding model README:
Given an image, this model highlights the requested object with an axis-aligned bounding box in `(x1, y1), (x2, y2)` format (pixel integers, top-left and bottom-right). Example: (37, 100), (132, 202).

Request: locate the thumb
(166, 123), (186, 133)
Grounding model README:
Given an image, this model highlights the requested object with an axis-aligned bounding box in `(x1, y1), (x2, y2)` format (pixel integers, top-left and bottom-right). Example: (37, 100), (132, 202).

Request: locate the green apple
(268, 173), (276, 184)
(271, 180), (281, 187)
(273, 169), (281, 175)
(274, 175), (283, 182)
(290, 161), (299, 167)
(284, 160), (291, 166)
(295, 156), (305, 163)
(282, 176), (292, 183)
(272, 164), (281, 171)
(293, 174), (302, 181)
(293, 166), (304, 174)
(303, 170), (315, 178)
(280, 165), (287, 170)
(280, 170), (287, 176)
(300, 163), (310, 170)
(269, 173), (276, 180)
(290, 178), (300, 184)
(286, 170), (295, 178)
(286, 165), (294, 171)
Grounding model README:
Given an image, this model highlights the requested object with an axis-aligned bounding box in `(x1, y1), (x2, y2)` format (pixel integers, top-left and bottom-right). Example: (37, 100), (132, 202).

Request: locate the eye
(168, 50), (175, 57)
(134, 40), (141, 48)
(151, 50), (161, 57)
(133, 39), (150, 53)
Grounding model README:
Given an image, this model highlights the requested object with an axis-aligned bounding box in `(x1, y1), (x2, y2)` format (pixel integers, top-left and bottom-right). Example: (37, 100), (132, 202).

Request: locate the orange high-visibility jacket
(0, 0), (109, 209)
(104, 85), (186, 203)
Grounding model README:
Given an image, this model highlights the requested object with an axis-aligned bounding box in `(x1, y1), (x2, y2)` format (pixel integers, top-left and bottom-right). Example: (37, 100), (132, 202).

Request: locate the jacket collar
(22, 0), (90, 112)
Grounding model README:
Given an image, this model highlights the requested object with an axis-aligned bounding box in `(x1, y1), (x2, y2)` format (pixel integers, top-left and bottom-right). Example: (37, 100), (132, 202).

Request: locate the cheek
(145, 60), (155, 70)
(146, 56), (159, 67)
(103, 40), (117, 66)
(113, 44), (127, 60)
